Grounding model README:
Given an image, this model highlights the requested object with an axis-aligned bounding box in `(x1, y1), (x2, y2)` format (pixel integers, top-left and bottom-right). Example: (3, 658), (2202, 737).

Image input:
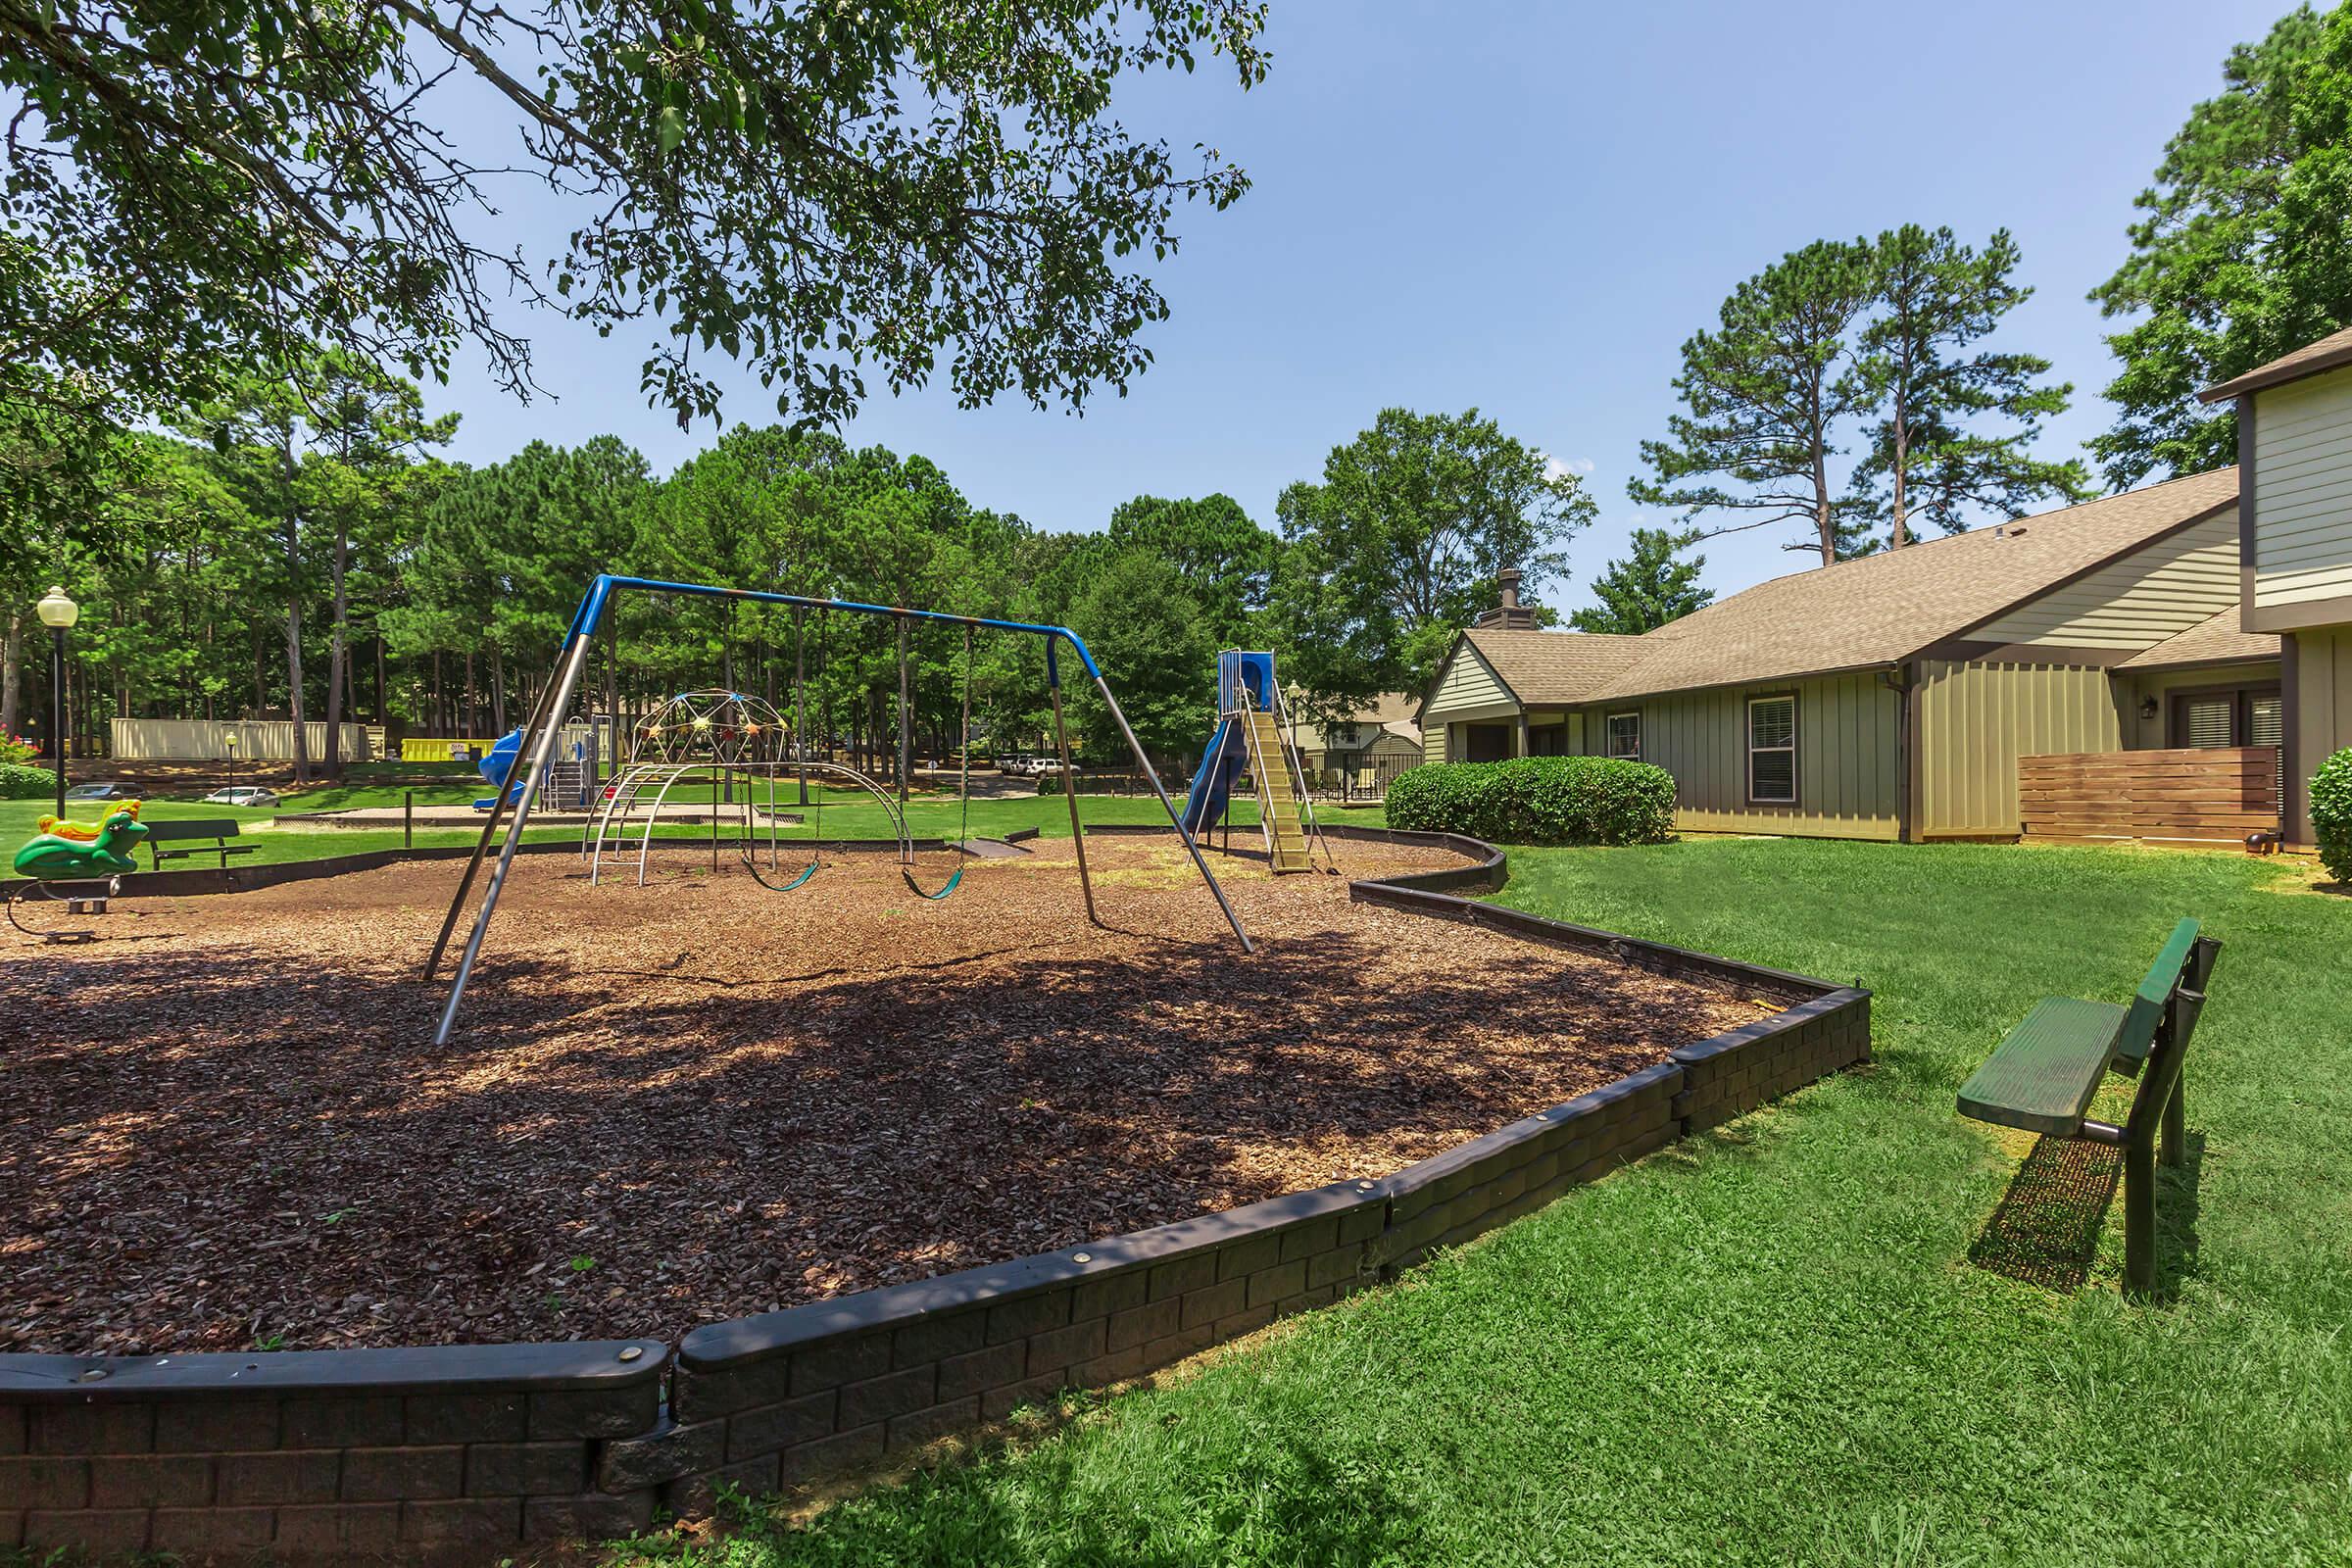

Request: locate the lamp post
(224, 730), (239, 792)
(34, 586), (77, 820)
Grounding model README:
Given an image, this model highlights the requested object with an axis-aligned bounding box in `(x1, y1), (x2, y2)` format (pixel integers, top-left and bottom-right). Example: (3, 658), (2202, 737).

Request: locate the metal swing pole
(1093, 664), (1253, 955)
(423, 642), (575, 984)
(1046, 640), (1097, 927)
(431, 623), (599, 1045)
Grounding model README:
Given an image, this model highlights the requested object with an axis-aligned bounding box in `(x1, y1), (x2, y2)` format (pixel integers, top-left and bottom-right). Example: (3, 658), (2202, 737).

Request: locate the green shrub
(0, 733), (35, 766)
(1385, 756), (1676, 846)
(2312, 747), (2352, 884)
(0, 762), (60, 800)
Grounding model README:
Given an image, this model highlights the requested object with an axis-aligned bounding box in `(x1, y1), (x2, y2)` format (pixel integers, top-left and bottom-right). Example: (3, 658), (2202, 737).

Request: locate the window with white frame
(1605, 711), (1641, 760)
(1747, 695), (1795, 804)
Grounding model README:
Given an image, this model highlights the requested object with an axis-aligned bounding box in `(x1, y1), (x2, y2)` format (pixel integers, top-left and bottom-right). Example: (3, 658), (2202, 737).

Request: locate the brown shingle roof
(2113, 607), (2279, 671)
(1460, 627), (1651, 706)
(2199, 325), (2352, 402)
(1577, 468), (2241, 701)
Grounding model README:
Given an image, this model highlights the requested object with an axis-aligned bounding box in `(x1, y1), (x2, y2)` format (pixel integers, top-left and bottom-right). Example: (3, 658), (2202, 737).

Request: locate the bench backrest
(145, 818), (243, 842)
(2113, 917), (2202, 1064)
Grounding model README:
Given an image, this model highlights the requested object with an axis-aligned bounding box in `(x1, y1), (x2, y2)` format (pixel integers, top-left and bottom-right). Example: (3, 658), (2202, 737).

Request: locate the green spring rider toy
(10, 804), (148, 942)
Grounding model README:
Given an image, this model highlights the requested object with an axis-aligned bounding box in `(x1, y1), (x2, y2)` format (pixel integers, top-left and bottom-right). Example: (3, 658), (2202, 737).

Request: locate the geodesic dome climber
(584, 689), (815, 889)
(630, 690), (792, 766)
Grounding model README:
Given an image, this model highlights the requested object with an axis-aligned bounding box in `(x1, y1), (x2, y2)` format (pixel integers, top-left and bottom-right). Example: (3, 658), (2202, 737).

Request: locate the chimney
(1473, 566), (1539, 630)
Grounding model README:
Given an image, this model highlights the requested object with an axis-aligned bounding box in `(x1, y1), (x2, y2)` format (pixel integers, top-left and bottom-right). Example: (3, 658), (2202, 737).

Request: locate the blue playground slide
(473, 727), (526, 811)
(1182, 714), (1247, 835)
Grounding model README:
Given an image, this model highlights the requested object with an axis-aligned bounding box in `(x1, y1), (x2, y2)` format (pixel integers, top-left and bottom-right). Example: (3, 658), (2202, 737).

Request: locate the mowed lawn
(1, 787), (1315, 871)
(612, 838), (2352, 1567)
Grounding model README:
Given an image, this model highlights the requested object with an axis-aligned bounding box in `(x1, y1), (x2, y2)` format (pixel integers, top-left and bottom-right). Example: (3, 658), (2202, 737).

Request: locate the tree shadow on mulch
(0, 905), (1754, 1352)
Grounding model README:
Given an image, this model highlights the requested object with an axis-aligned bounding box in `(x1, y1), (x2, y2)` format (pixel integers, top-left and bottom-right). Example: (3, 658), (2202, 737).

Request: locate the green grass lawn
(611, 838), (2352, 1567)
(1, 787), (1329, 871)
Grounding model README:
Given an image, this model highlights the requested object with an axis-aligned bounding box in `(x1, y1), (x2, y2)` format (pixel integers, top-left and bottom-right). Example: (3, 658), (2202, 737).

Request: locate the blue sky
(431, 0), (2291, 616)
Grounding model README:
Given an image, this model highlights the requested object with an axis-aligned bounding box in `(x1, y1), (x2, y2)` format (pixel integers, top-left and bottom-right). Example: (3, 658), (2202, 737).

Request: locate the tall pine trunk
(0, 608), (19, 740)
(322, 516), (350, 779)
(280, 428), (312, 786)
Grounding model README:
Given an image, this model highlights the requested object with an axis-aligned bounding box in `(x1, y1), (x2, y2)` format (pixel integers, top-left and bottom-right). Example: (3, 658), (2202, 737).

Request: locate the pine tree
(1850, 226), (2088, 547)
(1568, 528), (1713, 634)
(1631, 240), (1879, 566)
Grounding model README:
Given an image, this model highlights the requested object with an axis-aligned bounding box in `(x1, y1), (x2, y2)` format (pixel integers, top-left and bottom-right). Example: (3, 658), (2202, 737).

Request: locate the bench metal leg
(2123, 1137), (2155, 1296)
(2161, 1070), (2184, 1169)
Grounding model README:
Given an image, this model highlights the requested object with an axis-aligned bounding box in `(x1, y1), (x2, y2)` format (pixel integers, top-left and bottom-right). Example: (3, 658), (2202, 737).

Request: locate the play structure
(475, 723), (609, 811)
(8, 803), (148, 942)
(1183, 651), (1332, 873)
(424, 574), (1252, 1044)
(583, 688), (895, 891)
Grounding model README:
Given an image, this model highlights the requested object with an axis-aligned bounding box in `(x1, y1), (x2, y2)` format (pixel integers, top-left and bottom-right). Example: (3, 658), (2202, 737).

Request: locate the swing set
(424, 573), (1253, 1044)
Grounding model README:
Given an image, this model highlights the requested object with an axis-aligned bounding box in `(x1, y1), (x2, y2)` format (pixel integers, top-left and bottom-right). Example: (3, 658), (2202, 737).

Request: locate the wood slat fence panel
(2018, 746), (2279, 843)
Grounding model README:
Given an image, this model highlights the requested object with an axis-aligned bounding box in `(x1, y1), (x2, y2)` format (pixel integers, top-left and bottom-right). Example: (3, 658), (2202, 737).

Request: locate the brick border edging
(0, 831), (1870, 1562)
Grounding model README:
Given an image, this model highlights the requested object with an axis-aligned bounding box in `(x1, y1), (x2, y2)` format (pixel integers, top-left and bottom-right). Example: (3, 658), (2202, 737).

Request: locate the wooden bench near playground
(1957, 918), (2221, 1293)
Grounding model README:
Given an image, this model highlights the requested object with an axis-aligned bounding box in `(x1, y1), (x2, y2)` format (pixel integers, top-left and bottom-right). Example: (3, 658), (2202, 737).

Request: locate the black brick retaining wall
(0, 828), (1869, 1561)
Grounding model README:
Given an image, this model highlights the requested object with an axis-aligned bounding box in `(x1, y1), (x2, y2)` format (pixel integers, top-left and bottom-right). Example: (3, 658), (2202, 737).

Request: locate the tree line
(0, 395), (1597, 779)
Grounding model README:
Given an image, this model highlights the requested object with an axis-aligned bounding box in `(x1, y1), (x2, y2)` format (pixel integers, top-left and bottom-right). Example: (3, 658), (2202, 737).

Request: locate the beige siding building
(1421, 467), (2286, 844)
(2201, 327), (2352, 845)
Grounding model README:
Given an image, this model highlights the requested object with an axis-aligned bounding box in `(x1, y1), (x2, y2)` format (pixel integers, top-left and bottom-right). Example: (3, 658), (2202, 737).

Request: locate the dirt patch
(0, 834), (1772, 1355)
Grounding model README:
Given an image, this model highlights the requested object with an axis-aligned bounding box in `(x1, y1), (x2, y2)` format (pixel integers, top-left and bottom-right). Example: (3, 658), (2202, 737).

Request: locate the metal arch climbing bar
(424, 573), (1251, 1046)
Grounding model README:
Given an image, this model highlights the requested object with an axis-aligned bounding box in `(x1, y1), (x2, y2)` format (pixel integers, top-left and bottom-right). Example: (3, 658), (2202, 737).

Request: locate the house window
(1605, 711), (1641, 760)
(2250, 696), (2283, 749)
(1747, 695), (1796, 804)
(2169, 685), (2282, 749)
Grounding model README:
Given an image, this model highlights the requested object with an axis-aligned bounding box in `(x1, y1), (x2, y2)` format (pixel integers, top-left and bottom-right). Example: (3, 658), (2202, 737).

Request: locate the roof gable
(2200, 325), (2352, 403)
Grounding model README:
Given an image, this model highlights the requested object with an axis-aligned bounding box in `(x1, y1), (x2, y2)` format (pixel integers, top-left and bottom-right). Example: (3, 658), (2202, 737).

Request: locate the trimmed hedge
(2312, 747), (2352, 884)
(1385, 756), (1676, 846)
(0, 763), (59, 800)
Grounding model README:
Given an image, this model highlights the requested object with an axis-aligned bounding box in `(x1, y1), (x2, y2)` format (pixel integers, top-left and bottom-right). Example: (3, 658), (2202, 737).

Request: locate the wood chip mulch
(0, 836), (1774, 1355)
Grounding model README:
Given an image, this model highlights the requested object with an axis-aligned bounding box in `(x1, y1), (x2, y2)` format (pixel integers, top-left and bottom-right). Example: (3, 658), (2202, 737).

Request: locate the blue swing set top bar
(569, 574), (1103, 682)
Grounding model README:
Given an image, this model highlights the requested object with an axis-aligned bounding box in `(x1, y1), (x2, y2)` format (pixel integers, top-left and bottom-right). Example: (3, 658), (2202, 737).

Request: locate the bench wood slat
(2115, 917), (2200, 1064)
(1955, 997), (2128, 1136)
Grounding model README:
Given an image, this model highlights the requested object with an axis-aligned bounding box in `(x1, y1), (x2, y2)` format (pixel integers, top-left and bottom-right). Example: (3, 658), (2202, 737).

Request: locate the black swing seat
(1955, 917), (2219, 1292)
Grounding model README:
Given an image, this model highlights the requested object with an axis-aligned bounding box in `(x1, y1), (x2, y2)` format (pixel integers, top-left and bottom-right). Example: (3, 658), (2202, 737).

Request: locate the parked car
(202, 786), (278, 808)
(62, 781), (130, 802)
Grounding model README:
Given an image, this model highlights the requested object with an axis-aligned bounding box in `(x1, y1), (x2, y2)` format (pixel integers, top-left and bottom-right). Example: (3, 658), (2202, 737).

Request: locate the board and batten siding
(1913, 660), (2123, 837)
(2251, 367), (2352, 624)
(1575, 672), (1899, 840)
(2286, 626), (2352, 845)
(1970, 509), (2239, 651)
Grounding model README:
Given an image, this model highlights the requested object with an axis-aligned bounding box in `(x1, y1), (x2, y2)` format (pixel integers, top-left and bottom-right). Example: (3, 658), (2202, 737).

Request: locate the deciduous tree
(1273, 409), (1595, 707)
(0, 0), (1270, 492)
(2090, 4), (2350, 488)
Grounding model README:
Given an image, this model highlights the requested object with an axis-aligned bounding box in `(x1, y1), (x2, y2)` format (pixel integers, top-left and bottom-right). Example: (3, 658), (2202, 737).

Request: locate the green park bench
(145, 817), (259, 872)
(1956, 917), (2220, 1294)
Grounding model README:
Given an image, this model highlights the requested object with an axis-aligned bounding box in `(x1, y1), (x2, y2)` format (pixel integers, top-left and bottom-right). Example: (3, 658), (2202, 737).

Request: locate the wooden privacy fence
(2019, 746), (2279, 846)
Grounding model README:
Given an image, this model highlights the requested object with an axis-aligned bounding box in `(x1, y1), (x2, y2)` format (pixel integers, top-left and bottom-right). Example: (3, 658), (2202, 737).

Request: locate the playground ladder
(545, 759), (588, 810)
(1241, 709), (1315, 872)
